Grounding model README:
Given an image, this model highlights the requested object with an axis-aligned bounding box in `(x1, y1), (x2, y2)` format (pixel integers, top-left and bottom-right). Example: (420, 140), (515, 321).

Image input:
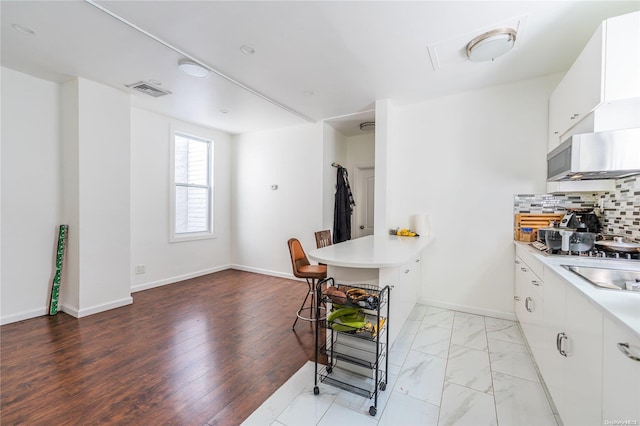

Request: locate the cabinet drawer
(515, 244), (544, 280)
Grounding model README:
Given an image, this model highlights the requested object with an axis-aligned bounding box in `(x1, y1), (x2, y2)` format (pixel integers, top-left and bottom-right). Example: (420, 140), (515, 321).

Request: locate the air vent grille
(126, 81), (171, 97)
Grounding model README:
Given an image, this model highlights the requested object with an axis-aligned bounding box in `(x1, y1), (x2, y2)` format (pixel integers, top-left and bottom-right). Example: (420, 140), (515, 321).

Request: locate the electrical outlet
(135, 264), (146, 274)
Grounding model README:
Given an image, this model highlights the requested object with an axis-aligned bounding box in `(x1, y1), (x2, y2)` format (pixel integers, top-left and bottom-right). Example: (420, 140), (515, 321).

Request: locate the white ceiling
(2, 1), (639, 136)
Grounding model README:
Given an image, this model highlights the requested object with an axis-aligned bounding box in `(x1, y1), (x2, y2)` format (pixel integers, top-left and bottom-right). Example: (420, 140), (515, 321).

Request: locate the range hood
(547, 128), (640, 181)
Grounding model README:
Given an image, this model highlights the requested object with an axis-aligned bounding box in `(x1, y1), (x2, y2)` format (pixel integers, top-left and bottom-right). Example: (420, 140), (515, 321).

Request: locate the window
(171, 132), (213, 241)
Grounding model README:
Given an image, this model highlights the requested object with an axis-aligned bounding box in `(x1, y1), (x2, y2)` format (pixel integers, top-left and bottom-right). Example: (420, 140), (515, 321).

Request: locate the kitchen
(2, 1), (640, 425)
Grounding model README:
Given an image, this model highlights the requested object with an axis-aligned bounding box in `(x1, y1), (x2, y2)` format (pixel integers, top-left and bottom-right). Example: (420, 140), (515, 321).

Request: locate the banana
(327, 307), (360, 323)
(328, 307), (366, 331)
(346, 288), (367, 297)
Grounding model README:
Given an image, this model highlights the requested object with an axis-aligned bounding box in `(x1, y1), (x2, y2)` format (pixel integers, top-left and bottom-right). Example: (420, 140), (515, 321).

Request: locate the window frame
(169, 129), (215, 243)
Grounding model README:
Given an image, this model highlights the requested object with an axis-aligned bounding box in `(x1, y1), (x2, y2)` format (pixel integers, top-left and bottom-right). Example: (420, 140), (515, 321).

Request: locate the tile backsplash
(600, 176), (640, 241)
(514, 175), (640, 242)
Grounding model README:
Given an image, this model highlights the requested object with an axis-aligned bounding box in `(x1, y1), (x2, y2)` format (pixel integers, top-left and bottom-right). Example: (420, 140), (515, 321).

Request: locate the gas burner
(529, 241), (640, 261)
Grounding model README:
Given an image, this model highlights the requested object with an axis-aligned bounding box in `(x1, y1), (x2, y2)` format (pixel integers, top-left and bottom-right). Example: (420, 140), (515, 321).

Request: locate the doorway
(353, 165), (375, 238)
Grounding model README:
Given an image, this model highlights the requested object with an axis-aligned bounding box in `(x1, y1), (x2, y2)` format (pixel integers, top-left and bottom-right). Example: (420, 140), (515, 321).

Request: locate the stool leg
(292, 278), (316, 330)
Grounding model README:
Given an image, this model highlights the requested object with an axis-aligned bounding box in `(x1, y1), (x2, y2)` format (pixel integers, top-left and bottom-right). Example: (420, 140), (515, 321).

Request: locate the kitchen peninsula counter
(309, 234), (433, 345)
(308, 234), (431, 268)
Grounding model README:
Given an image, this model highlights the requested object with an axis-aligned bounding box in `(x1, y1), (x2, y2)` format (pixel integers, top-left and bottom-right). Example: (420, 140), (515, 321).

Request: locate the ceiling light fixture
(360, 122), (375, 132)
(466, 27), (517, 62)
(178, 59), (210, 78)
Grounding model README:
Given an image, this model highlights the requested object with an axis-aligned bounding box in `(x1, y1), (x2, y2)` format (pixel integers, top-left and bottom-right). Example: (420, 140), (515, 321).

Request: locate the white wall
(231, 122), (324, 277)
(384, 75), (560, 318)
(322, 124), (347, 231)
(346, 132), (375, 169)
(1, 67), (61, 324)
(130, 108), (232, 291)
(60, 78), (133, 317)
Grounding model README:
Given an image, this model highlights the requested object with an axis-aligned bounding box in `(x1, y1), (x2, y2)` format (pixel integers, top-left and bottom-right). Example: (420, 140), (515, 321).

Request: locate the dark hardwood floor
(1, 270), (321, 425)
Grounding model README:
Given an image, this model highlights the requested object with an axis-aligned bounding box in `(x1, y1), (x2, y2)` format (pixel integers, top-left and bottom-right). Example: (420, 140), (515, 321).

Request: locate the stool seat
(297, 264), (327, 279)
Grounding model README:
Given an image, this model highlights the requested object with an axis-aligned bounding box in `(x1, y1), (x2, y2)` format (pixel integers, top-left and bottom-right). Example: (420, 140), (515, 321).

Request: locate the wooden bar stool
(314, 229), (333, 248)
(287, 238), (327, 330)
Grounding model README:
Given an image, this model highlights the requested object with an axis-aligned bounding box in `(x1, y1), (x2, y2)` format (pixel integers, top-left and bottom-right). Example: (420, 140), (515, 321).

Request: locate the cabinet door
(548, 24), (604, 150)
(514, 258), (544, 365)
(602, 317), (640, 424)
(539, 269), (566, 417)
(563, 286), (603, 426)
(380, 257), (420, 345)
(514, 258), (527, 322)
(604, 11), (640, 102)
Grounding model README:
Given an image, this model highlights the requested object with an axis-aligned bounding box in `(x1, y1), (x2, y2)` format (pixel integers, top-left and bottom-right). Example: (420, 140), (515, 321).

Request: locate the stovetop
(530, 241), (640, 261)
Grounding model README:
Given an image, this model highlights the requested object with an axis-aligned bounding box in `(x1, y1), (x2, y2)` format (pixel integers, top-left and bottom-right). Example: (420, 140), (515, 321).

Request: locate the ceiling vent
(126, 81), (171, 97)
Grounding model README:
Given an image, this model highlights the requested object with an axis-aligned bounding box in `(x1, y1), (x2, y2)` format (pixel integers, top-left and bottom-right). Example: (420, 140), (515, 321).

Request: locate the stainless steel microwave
(547, 128), (640, 181)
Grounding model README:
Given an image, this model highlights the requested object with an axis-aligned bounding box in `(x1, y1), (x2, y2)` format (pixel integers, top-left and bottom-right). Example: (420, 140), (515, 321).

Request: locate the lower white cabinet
(539, 269), (603, 426)
(379, 256), (420, 345)
(602, 316), (640, 424)
(514, 256), (544, 363)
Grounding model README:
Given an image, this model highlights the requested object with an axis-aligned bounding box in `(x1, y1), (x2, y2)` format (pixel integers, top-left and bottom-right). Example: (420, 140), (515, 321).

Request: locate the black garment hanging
(333, 166), (356, 244)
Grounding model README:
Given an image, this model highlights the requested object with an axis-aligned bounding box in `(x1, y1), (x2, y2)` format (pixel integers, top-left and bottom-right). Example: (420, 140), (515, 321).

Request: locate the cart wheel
(313, 386), (319, 395)
(369, 406), (377, 416)
(326, 366), (332, 374)
(379, 382), (386, 391)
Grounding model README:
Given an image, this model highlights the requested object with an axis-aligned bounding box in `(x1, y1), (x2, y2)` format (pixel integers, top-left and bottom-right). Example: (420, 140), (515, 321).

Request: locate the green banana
(327, 307), (360, 323)
(330, 310), (366, 331)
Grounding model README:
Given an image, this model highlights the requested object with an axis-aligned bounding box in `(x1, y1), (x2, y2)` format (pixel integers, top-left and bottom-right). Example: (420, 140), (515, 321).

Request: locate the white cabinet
(514, 254), (544, 364)
(379, 256), (420, 344)
(548, 11), (640, 151)
(540, 269), (603, 426)
(602, 316), (640, 424)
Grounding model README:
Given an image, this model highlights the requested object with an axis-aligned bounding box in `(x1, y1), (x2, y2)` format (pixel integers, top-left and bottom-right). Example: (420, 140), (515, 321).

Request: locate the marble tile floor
(242, 304), (558, 426)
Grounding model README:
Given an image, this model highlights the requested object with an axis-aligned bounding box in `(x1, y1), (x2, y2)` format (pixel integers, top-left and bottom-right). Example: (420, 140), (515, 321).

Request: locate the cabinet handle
(617, 343), (640, 362)
(556, 332), (568, 357)
(531, 280), (540, 286)
(525, 297), (534, 312)
(415, 259), (420, 263)
(515, 260), (520, 265)
(404, 269), (410, 274)
(514, 296), (521, 301)
(521, 267), (528, 272)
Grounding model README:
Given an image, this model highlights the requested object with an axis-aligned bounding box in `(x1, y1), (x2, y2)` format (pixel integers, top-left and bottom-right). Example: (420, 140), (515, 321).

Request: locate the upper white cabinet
(548, 11), (640, 151)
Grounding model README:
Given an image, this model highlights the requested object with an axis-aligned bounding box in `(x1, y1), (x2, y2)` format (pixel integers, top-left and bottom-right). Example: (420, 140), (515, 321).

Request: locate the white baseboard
(230, 264), (298, 281)
(131, 265), (231, 293)
(0, 295), (135, 324)
(418, 298), (517, 321)
(0, 307), (49, 325)
(60, 296), (133, 318)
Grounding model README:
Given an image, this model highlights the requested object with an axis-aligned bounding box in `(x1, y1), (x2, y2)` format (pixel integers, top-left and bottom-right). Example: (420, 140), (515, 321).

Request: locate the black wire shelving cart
(313, 277), (390, 416)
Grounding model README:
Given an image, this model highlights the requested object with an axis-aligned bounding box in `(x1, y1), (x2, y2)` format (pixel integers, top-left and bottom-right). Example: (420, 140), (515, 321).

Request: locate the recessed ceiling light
(12, 24), (36, 35)
(240, 45), (255, 55)
(220, 109), (229, 114)
(178, 60), (210, 78)
(466, 28), (517, 62)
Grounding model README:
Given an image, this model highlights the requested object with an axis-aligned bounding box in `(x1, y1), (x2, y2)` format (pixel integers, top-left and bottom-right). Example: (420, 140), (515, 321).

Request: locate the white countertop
(308, 234), (433, 268)
(515, 242), (640, 339)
